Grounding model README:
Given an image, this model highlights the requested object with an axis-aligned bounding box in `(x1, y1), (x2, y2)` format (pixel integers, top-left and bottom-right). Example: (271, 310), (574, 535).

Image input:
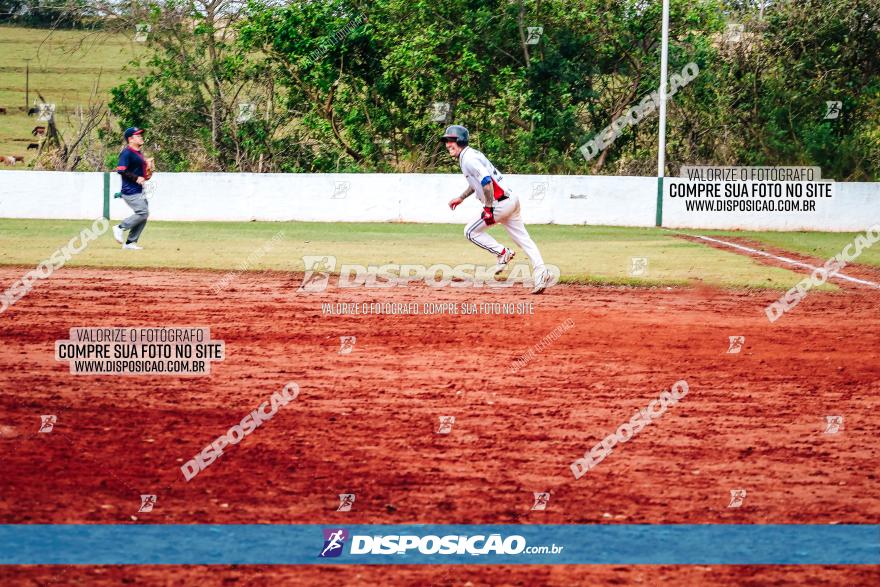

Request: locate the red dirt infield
(0, 266), (878, 584)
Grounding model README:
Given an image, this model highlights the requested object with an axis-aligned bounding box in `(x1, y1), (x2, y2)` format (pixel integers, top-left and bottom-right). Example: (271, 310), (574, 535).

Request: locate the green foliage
(667, 0), (880, 179)
(103, 0), (879, 178)
(109, 79), (153, 131)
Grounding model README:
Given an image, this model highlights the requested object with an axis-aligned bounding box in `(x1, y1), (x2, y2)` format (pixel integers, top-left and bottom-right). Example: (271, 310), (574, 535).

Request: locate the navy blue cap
(123, 127), (144, 139)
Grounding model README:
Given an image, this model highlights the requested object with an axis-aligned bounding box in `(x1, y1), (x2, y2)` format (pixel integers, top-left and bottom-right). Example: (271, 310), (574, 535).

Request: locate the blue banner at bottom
(0, 524), (877, 565)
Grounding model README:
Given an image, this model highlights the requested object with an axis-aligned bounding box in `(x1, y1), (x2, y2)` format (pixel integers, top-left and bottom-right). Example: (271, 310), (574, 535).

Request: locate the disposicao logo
(319, 528), (349, 558)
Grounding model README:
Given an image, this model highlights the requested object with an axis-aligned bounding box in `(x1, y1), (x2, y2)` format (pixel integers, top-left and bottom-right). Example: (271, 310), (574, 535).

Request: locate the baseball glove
(144, 158), (154, 180)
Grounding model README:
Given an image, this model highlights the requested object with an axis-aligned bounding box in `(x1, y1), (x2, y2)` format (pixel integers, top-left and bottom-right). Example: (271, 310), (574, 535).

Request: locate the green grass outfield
(698, 229), (880, 268)
(0, 219), (852, 290)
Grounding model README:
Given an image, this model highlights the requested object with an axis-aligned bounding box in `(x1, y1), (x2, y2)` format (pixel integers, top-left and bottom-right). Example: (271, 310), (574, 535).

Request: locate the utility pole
(655, 0), (670, 226)
(24, 58), (31, 111)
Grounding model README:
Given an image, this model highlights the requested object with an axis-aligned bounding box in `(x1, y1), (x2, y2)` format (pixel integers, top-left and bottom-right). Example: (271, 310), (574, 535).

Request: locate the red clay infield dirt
(0, 266), (878, 585)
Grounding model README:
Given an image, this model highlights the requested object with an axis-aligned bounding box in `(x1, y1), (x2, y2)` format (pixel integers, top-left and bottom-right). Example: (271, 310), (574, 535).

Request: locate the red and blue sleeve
(116, 150), (129, 174)
(480, 175), (505, 199)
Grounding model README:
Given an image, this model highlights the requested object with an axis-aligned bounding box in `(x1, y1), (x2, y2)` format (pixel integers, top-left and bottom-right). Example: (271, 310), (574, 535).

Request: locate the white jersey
(458, 146), (510, 206)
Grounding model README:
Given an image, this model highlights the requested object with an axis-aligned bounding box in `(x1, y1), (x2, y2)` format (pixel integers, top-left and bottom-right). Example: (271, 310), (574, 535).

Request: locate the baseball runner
(112, 127), (153, 250)
(443, 125), (550, 294)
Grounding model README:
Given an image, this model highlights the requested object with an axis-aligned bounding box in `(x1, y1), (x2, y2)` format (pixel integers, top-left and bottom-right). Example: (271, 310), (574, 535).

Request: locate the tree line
(29, 1), (880, 179)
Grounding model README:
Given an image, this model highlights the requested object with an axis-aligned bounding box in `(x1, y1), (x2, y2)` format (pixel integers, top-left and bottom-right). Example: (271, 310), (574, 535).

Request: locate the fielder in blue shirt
(112, 127), (151, 249)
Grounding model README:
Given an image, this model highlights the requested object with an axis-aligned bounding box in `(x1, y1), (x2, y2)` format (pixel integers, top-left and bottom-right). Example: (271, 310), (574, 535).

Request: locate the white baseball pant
(464, 192), (545, 271)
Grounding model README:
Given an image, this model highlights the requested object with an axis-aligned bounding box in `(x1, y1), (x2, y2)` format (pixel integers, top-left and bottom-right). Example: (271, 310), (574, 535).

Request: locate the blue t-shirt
(117, 146), (146, 195)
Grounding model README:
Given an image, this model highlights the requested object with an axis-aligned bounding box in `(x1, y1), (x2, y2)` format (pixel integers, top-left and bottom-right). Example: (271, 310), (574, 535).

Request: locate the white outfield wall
(0, 171), (106, 220)
(106, 173), (656, 226)
(0, 170), (877, 231)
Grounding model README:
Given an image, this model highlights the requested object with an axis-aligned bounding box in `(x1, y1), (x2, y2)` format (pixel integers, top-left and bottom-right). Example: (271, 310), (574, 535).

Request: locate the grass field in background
(699, 229), (880, 267)
(0, 219), (826, 289)
(0, 26), (144, 162)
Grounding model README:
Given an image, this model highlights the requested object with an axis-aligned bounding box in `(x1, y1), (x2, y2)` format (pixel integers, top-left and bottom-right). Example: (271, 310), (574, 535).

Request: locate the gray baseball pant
(119, 193), (149, 244)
